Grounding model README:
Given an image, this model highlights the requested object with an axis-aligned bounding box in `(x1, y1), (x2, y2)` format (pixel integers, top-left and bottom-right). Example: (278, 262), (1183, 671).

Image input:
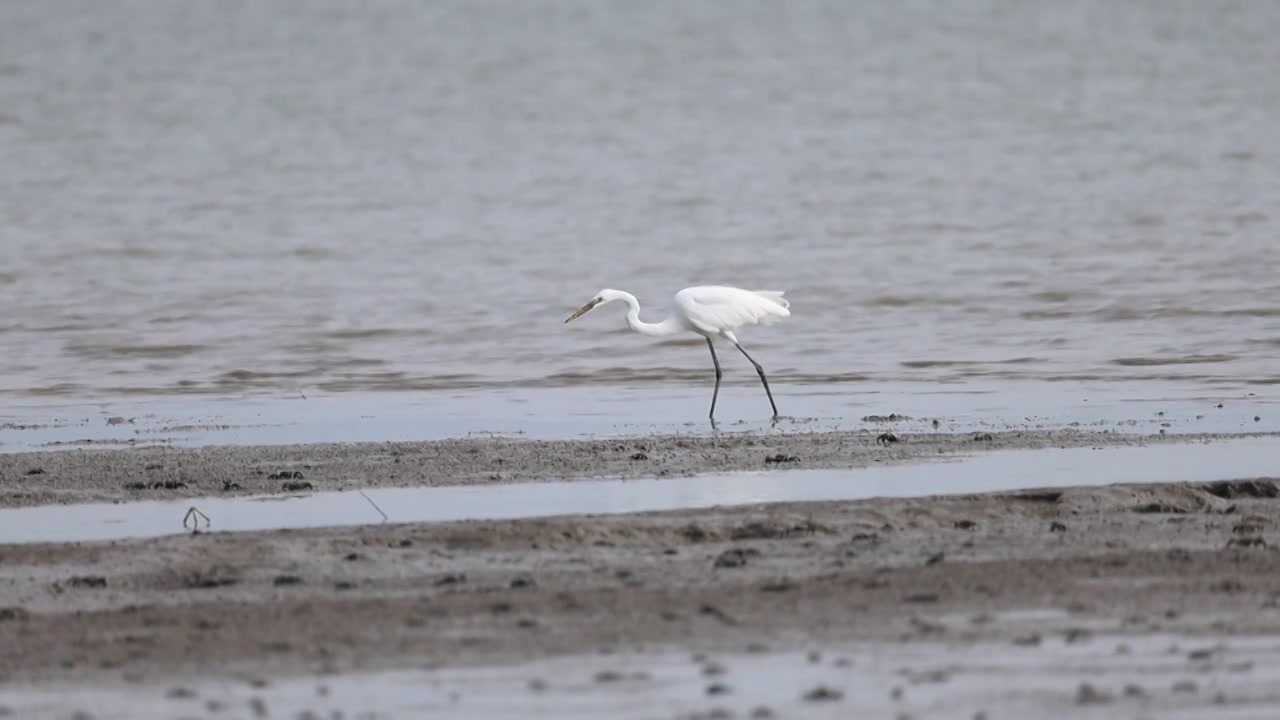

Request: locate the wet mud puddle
(1, 438), (1277, 545)
(8, 629), (1280, 719)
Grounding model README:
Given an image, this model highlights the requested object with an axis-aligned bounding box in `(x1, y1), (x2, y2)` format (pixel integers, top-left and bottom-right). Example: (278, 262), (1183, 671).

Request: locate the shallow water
(1, 1), (1279, 405)
(8, 631), (1280, 719)
(1, 437), (1275, 545)
(2, 381), (1277, 451)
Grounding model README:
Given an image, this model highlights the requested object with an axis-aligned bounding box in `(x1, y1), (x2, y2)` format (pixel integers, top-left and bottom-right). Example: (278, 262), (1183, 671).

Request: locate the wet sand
(2, 478), (1279, 715)
(2, 430), (1280, 717)
(0, 427), (1265, 508)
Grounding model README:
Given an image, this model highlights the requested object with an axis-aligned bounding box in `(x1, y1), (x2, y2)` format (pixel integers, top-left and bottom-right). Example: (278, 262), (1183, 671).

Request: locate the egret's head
(564, 289), (620, 323)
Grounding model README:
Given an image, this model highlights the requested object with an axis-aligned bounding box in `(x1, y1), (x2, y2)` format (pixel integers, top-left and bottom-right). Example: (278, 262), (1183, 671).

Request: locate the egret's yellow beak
(564, 298), (602, 323)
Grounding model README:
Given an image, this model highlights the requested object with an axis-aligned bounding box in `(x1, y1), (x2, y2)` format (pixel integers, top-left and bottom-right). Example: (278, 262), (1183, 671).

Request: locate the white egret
(564, 285), (790, 425)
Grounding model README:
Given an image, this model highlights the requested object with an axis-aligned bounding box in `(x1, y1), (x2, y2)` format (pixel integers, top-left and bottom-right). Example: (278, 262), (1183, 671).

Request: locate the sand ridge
(0, 428), (1265, 508)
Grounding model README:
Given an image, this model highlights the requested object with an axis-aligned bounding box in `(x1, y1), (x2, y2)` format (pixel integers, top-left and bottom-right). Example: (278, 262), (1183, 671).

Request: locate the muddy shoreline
(2, 474), (1280, 716)
(3, 430), (1280, 717)
(0, 428), (1266, 509)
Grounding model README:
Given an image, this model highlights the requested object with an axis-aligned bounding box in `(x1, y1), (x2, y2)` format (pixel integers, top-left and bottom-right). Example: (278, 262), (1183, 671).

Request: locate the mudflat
(0, 428), (1260, 508)
(2, 430), (1280, 718)
(1, 433), (1279, 716)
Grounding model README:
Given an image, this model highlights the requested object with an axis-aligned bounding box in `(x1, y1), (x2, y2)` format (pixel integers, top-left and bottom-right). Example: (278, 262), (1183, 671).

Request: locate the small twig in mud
(182, 506), (211, 532)
(699, 603), (740, 626)
(359, 490), (388, 522)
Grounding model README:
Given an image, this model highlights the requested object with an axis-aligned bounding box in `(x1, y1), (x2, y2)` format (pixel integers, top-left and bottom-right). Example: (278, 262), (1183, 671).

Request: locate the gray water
(2, 1), (1279, 404)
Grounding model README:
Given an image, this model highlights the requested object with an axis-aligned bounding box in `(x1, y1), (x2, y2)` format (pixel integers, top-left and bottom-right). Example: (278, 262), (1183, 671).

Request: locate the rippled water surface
(2, 1), (1278, 404)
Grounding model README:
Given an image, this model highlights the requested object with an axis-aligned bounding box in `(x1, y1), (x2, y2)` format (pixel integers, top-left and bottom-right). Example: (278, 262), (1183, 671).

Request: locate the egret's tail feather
(752, 290), (790, 310)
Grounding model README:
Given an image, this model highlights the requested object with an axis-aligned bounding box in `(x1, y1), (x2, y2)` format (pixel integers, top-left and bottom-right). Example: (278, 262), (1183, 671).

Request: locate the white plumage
(674, 286), (790, 340)
(564, 284), (792, 425)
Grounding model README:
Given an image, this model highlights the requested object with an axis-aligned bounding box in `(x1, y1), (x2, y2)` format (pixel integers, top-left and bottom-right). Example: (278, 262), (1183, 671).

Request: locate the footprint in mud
(729, 519), (830, 541)
(699, 604), (739, 626)
(1232, 516), (1268, 534)
(1205, 480), (1278, 499)
(125, 480), (188, 491)
(802, 685), (844, 702)
(763, 453), (799, 464)
(713, 548), (759, 568)
(281, 481), (313, 492)
(594, 670), (647, 683)
(184, 568), (240, 589)
(0, 607), (32, 622)
(1076, 683), (1113, 705)
(681, 709), (734, 720)
(165, 686), (197, 700)
(63, 576), (107, 589)
(1123, 684), (1148, 699)
(248, 697), (269, 718)
(267, 471), (305, 480)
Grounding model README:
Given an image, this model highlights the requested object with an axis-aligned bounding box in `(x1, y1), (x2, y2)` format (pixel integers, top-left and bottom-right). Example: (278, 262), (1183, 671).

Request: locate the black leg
(707, 338), (723, 427)
(735, 343), (778, 420)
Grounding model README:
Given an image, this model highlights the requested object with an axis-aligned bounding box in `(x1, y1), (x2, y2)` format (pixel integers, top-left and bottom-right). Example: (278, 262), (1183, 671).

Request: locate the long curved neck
(616, 292), (683, 337)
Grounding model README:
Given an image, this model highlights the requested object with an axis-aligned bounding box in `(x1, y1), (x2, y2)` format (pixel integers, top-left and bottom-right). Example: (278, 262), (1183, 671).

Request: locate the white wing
(674, 285), (791, 335)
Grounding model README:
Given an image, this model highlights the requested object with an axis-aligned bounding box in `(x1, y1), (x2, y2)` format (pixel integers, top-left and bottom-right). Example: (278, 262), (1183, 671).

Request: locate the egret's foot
(770, 414), (781, 427)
